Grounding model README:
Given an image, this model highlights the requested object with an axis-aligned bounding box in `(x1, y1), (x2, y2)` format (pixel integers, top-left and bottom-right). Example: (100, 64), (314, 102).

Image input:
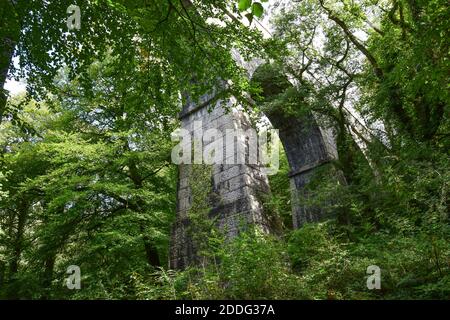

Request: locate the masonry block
(169, 94), (272, 270)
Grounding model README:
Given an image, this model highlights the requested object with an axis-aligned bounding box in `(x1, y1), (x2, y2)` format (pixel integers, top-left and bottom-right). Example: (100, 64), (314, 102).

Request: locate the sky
(4, 57), (26, 95)
(4, 78), (26, 95)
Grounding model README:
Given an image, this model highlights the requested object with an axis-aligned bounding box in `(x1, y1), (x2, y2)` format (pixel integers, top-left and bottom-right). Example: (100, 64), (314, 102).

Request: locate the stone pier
(266, 111), (337, 228)
(169, 93), (272, 270)
(252, 63), (339, 229)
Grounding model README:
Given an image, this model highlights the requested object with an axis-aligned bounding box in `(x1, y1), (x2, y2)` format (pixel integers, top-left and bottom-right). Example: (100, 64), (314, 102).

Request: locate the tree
(1, 0), (267, 124)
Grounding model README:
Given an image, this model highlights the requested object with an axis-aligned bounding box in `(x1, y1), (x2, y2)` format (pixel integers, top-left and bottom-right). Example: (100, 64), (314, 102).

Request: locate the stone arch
(169, 64), (339, 269)
(250, 63), (339, 228)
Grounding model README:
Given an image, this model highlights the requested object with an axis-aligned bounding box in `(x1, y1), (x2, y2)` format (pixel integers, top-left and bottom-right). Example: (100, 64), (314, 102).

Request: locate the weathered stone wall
(250, 62), (339, 229)
(169, 95), (272, 270)
(170, 60), (341, 268)
(264, 110), (338, 229)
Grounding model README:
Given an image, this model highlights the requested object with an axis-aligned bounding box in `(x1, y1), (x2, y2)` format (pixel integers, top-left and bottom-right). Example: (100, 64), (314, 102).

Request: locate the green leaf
(245, 13), (253, 25)
(251, 2), (264, 18)
(238, 0), (252, 12)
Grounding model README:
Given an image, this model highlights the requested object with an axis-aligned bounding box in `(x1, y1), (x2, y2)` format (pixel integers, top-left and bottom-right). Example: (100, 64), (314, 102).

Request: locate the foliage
(287, 221), (450, 299)
(139, 229), (307, 300)
(2, 0), (267, 123)
(0, 0), (448, 300)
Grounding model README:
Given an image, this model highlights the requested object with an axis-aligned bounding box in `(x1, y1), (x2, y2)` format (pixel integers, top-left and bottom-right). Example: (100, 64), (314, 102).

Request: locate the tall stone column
(266, 111), (338, 228)
(169, 93), (272, 270)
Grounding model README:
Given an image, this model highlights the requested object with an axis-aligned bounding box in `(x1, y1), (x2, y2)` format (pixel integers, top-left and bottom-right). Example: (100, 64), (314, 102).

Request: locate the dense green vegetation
(0, 0), (449, 299)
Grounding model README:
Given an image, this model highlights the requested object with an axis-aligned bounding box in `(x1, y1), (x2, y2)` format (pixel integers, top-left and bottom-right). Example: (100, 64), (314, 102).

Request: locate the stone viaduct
(169, 64), (338, 269)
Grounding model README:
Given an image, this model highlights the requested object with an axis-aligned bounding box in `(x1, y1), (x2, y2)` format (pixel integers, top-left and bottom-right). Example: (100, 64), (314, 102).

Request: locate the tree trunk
(5, 199), (28, 299)
(41, 254), (56, 300)
(140, 224), (161, 267)
(0, 0), (20, 124)
(0, 261), (5, 294)
(127, 154), (161, 268)
(8, 199), (28, 277)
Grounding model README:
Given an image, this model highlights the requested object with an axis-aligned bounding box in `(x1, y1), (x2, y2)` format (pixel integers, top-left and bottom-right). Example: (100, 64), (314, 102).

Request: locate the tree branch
(319, 0), (383, 79)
